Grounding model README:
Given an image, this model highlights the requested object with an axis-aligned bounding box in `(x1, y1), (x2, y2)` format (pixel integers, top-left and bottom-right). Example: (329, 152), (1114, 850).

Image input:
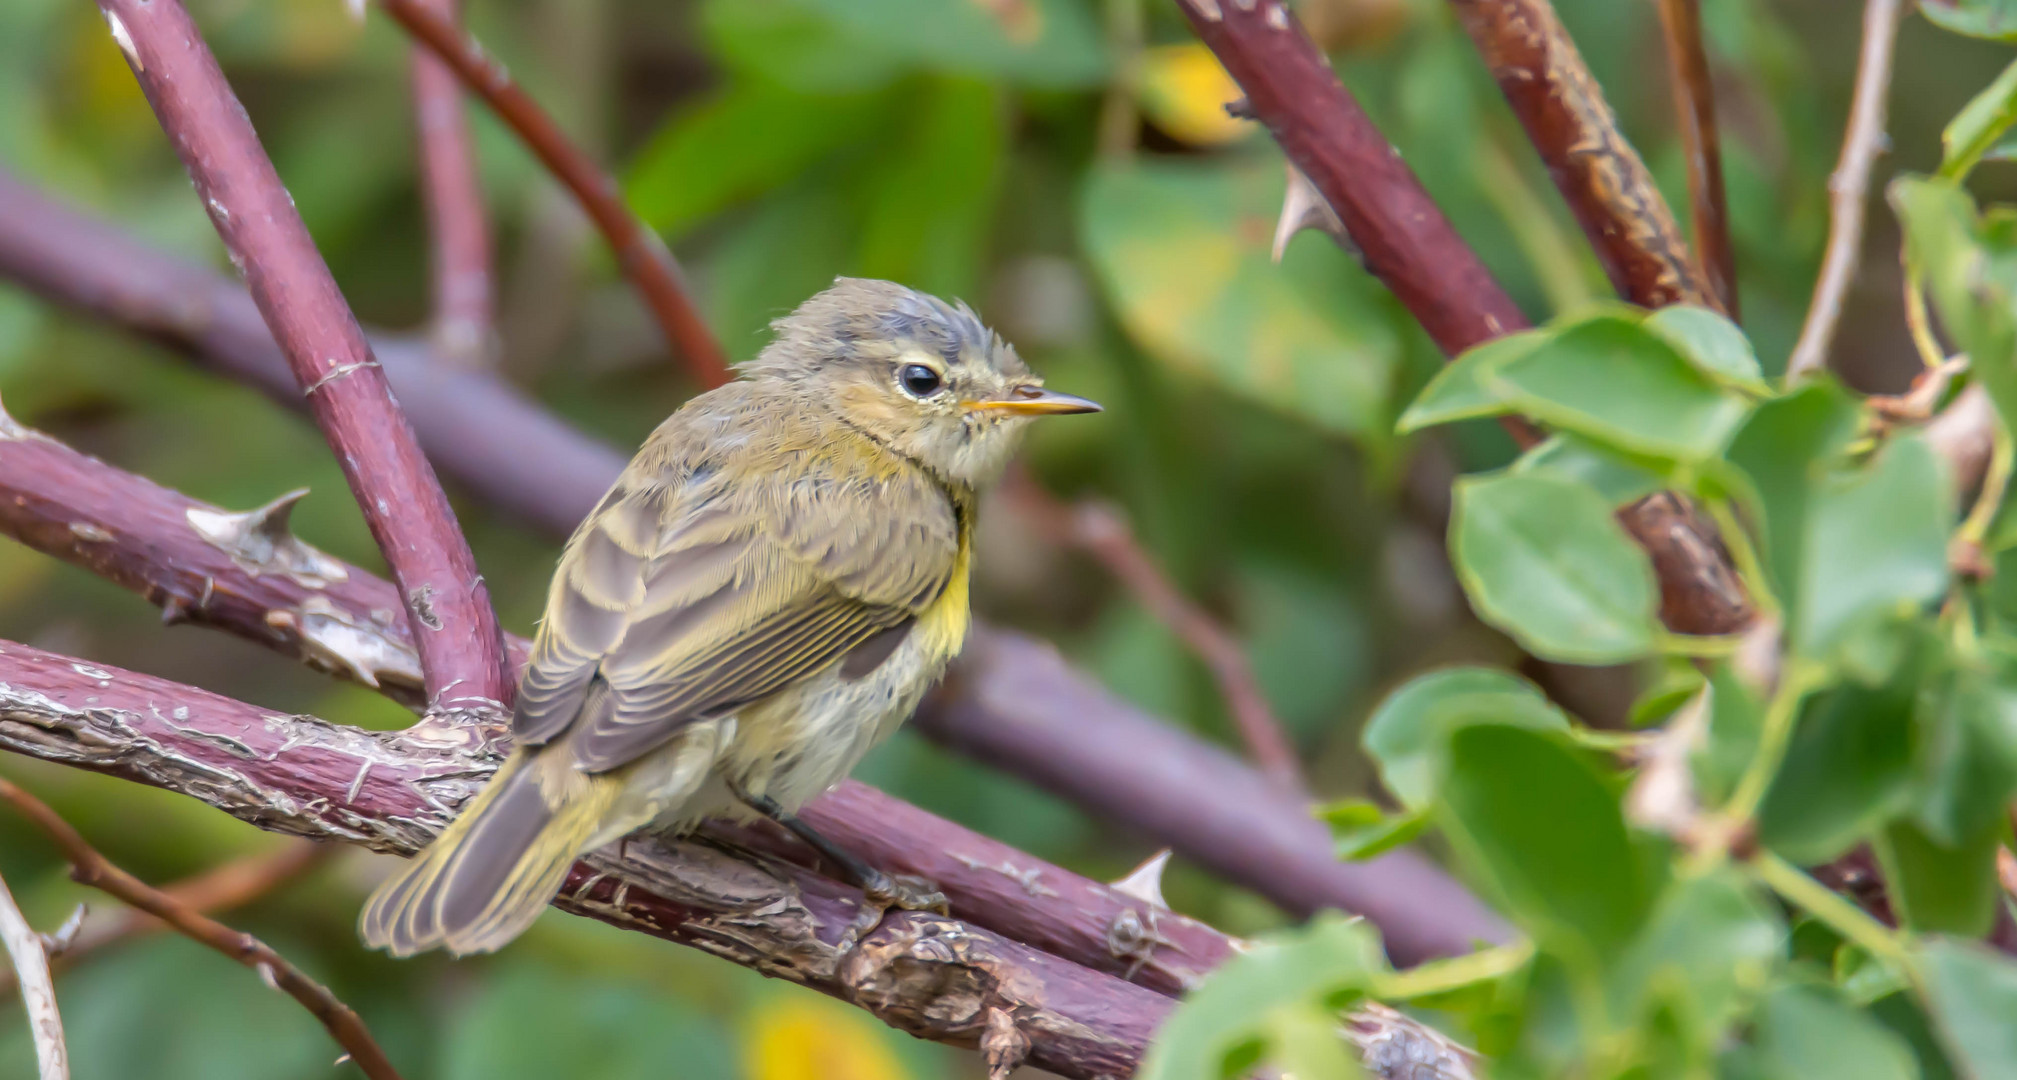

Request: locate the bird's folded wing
(512, 461), (960, 774)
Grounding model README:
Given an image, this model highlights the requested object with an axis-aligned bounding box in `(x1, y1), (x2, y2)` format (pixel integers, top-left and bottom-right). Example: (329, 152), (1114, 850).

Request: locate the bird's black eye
(899, 363), (943, 397)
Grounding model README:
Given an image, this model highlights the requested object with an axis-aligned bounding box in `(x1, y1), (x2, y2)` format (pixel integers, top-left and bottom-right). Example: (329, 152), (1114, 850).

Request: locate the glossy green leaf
(1759, 663), (1921, 865)
(1137, 914), (1384, 1080)
(1451, 472), (1661, 664)
(625, 79), (890, 239)
(1796, 436), (1953, 659)
(1875, 817), (2003, 937)
(1396, 329), (1547, 433)
(1511, 434), (1666, 506)
(1747, 986), (1921, 1080)
(1643, 304), (1769, 394)
(1083, 159), (1406, 439)
(1694, 662), (1766, 806)
(1362, 667), (1570, 809)
(1922, 938), (2017, 1080)
(1439, 725), (1656, 961)
(1944, 58), (2017, 177)
(1911, 660), (2017, 845)
(1920, 0), (2017, 41)
(1728, 385), (1952, 662)
(1485, 313), (1752, 462)
(1614, 870), (1783, 1048)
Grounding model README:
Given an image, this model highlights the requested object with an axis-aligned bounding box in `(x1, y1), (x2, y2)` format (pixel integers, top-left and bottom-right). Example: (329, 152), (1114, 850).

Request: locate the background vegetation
(0, 0), (2006, 1076)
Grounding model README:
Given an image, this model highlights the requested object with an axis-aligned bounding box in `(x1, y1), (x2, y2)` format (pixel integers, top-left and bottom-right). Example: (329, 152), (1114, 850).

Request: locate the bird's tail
(359, 745), (619, 957)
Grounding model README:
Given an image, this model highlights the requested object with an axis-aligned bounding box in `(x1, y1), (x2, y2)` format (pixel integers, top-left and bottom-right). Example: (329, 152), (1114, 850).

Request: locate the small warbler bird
(360, 278), (1099, 956)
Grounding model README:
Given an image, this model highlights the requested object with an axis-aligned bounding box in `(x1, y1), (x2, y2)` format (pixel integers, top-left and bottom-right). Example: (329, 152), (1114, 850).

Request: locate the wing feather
(508, 404), (961, 773)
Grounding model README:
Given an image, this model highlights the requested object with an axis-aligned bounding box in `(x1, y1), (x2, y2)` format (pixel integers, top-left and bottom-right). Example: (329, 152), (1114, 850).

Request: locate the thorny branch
(1446, 0), (1716, 311)
(0, 777), (400, 1080)
(1786, 0), (1906, 381)
(0, 178), (1504, 963)
(96, 0), (512, 713)
(0, 868), (65, 1080)
(1177, 0), (1751, 638)
(373, 0), (730, 386)
(0, 641), (1474, 1079)
(1654, 0), (1739, 318)
(409, 0), (494, 367)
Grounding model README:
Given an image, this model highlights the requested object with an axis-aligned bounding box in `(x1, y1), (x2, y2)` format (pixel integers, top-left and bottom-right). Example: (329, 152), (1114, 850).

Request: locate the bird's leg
(731, 785), (949, 948)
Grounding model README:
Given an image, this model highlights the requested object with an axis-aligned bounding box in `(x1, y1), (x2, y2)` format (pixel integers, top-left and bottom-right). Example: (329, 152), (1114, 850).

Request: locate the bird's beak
(964, 385), (1103, 416)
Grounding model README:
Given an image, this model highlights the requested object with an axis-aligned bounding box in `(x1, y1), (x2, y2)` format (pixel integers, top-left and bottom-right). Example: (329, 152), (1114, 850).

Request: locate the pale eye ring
(898, 363), (944, 397)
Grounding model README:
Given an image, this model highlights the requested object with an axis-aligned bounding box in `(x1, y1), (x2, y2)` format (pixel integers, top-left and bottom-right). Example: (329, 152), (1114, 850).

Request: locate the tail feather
(359, 748), (614, 957)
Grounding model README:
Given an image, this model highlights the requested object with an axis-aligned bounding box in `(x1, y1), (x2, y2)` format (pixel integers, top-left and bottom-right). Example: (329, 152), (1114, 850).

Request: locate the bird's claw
(836, 870), (951, 954)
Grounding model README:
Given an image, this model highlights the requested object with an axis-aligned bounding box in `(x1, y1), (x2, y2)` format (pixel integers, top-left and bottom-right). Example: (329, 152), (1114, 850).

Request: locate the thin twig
(409, 0), (494, 367)
(0, 841), (334, 998)
(1446, 0), (1716, 310)
(1787, 0), (1904, 381)
(1654, 0), (1739, 318)
(1007, 475), (1307, 796)
(373, 0), (729, 386)
(96, 0), (512, 713)
(0, 778), (401, 1080)
(0, 870), (66, 1080)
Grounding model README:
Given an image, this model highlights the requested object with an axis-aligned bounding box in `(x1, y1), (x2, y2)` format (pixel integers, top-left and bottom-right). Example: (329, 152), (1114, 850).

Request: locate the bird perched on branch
(360, 278), (1100, 956)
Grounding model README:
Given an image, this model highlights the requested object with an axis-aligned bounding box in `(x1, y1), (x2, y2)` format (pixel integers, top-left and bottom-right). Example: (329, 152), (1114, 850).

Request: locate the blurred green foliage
(0, 0), (2009, 1075)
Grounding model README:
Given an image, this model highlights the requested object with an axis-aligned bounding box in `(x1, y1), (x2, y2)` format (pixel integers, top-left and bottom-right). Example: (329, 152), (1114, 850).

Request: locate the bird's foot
(837, 869), (950, 953)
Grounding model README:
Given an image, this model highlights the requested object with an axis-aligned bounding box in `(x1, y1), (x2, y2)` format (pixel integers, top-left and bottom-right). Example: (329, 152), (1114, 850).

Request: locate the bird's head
(742, 277), (1099, 489)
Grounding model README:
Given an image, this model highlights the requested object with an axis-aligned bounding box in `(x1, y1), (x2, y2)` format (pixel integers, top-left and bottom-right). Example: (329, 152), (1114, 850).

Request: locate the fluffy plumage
(360, 278), (1087, 957)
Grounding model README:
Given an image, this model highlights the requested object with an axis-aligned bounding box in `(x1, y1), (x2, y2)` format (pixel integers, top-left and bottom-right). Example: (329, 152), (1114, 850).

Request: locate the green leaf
(1874, 817), (2004, 937)
(1264, 1005), (1366, 1080)
(1796, 436), (1953, 660)
(1911, 659), (2017, 845)
(1643, 304), (1769, 394)
(1317, 798), (1432, 860)
(1396, 329), (1547, 433)
(1694, 662), (1766, 806)
(1439, 725), (1657, 961)
(1943, 58), (2017, 178)
(1614, 870), (1783, 1049)
(1082, 159), (1406, 440)
(625, 79), (890, 239)
(1748, 986), (1921, 1080)
(1920, 0), (2017, 42)
(1450, 472), (1661, 664)
(1892, 177), (2017, 428)
(1362, 667), (1570, 809)
(1921, 938), (2017, 1080)
(1759, 660), (1922, 865)
(1511, 434), (1667, 507)
(1137, 914), (1385, 1080)
(1728, 385), (1953, 662)
(1628, 660), (1709, 727)
(853, 77), (1005, 300)
(1484, 313), (1753, 462)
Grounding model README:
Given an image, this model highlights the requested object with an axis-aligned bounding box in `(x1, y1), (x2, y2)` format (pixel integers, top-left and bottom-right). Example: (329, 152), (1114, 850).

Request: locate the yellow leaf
(1138, 44), (1252, 147)
(745, 996), (911, 1080)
